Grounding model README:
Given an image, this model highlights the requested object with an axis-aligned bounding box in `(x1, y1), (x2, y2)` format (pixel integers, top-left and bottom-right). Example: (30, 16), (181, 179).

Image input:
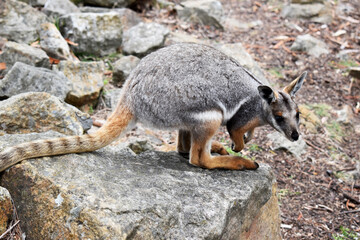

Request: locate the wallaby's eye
(275, 115), (284, 122)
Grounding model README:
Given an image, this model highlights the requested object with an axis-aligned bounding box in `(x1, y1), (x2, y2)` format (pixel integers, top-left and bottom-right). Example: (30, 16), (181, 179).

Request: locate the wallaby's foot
(190, 155), (258, 170)
(211, 141), (229, 155)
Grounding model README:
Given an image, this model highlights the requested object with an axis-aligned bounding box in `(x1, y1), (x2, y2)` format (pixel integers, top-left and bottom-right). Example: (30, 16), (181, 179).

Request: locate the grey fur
(124, 43), (264, 129)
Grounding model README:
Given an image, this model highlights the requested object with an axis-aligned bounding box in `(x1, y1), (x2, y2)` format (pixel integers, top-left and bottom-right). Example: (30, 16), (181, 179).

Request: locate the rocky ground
(0, 0), (360, 239)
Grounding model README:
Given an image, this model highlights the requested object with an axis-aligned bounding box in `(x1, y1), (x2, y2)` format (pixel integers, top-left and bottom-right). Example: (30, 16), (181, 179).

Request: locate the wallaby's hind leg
(177, 130), (229, 158)
(177, 130), (192, 158)
(189, 120), (258, 170)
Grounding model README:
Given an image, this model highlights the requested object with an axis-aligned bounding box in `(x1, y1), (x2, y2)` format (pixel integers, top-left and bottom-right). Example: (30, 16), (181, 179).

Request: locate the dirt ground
(129, 0), (360, 239)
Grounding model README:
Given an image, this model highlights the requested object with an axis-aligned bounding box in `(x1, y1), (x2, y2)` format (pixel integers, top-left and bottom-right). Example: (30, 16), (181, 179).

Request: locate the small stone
(55, 60), (105, 106)
(281, 2), (332, 24)
(112, 55), (140, 86)
(128, 140), (154, 154)
(0, 62), (71, 100)
(122, 22), (169, 57)
(267, 132), (307, 159)
(290, 34), (329, 57)
(0, 92), (91, 136)
(39, 22), (74, 60)
(335, 105), (354, 125)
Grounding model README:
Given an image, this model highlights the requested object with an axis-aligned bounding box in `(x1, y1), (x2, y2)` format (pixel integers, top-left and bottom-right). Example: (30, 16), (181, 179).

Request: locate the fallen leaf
(0, 62), (6, 70)
(65, 38), (78, 46)
(49, 57), (60, 64)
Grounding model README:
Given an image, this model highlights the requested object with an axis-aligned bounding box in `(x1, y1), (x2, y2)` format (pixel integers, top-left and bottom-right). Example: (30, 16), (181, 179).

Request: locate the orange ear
(283, 72), (307, 97)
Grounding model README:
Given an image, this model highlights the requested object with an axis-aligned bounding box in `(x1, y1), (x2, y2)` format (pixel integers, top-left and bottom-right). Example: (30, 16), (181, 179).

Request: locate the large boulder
(122, 22), (169, 57)
(54, 60), (105, 106)
(59, 12), (124, 56)
(176, 0), (224, 30)
(0, 0), (49, 43)
(0, 131), (281, 240)
(0, 92), (92, 136)
(0, 62), (71, 100)
(0, 41), (50, 76)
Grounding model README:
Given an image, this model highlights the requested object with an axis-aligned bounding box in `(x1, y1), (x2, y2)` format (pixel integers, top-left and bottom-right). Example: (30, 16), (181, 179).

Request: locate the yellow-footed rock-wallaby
(0, 43), (306, 171)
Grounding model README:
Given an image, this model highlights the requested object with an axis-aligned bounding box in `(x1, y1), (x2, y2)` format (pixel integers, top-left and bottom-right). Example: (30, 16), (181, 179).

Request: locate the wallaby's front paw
(211, 141), (229, 155)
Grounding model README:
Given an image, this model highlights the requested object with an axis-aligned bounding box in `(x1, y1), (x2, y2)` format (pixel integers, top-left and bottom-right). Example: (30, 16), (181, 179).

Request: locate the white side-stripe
(192, 110), (223, 122)
(217, 96), (252, 122)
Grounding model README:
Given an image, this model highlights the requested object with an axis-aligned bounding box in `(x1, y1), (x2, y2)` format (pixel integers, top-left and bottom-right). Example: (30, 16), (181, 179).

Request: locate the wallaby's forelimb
(0, 105), (133, 172)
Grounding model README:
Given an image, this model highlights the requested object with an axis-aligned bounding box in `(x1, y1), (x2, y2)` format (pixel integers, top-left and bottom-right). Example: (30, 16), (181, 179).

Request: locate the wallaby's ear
(283, 71), (307, 97)
(258, 86), (276, 104)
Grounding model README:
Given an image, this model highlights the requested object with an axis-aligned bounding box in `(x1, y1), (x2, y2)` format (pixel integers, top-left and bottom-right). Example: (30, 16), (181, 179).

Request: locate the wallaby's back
(124, 43), (263, 129)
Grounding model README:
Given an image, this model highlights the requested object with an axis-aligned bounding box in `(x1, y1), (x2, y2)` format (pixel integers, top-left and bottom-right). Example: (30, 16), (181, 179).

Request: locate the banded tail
(0, 104), (133, 172)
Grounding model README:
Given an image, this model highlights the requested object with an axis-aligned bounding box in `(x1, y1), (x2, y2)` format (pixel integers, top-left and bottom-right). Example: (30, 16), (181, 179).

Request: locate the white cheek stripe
(218, 96), (252, 122)
(192, 110), (223, 122)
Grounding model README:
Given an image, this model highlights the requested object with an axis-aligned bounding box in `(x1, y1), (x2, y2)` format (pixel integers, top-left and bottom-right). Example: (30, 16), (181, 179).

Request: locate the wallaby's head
(258, 72), (307, 142)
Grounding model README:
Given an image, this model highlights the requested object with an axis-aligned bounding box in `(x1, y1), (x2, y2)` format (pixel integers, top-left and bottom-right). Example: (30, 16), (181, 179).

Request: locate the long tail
(0, 104), (134, 172)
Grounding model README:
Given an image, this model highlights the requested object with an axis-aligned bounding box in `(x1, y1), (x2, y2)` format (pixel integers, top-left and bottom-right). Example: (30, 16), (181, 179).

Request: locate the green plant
(225, 147), (251, 160)
(333, 226), (359, 240)
(248, 144), (261, 152)
(307, 103), (332, 117)
(268, 68), (284, 79)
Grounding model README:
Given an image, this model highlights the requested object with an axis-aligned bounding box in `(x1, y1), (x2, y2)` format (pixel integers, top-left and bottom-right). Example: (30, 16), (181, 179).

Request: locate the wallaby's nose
(291, 131), (299, 141)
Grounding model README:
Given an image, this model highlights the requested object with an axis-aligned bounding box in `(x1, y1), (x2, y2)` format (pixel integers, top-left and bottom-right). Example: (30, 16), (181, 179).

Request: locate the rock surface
(290, 34), (329, 57)
(0, 92), (92, 136)
(39, 22), (74, 60)
(112, 55), (140, 85)
(59, 12), (123, 56)
(42, 0), (80, 19)
(0, 41), (50, 76)
(0, 131), (281, 240)
(176, 0), (224, 30)
(79, 7), (142, 30)
(0, 62), (70, 100)
(55, 60), (105, 106)
(122, 22), (169, 57)
(18, 0), (46, 6)
(0, 0), (49, 43)
(0, 187), (13, 234)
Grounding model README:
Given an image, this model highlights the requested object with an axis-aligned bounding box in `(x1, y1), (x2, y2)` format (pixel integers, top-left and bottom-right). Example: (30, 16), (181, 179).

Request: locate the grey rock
(0, 41), (50, 76)
(112, 55), (140, 86)
(176, 0), (224, 30)
(42, 0), (80, 19)
(215, 43), (270, 85)
(106, 88), (122, 110)
(335, 105), (354, 125)
(0, 186), (13, 234)
(0, 93), (91, 136)
(0, 131), (281, 239)
(282, 2), (332, 24)
(0, 62), (71, 100)
(0, 0), (49, 43)
(18, 0), (47, 6)
(336, 49), (359, 61)
(290, 34), (329, 57)
(59, 12), (124, 56)
(79, 7), (141, 30)
(122, 22), (169, 57)
(267, 132), (307, 159)
(54, 60), (105, 106)
(39, 22), (74, 60)
(224, 18), (263, 32)
(128, 140), (154, 154)
(82, 0), (136, 8)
